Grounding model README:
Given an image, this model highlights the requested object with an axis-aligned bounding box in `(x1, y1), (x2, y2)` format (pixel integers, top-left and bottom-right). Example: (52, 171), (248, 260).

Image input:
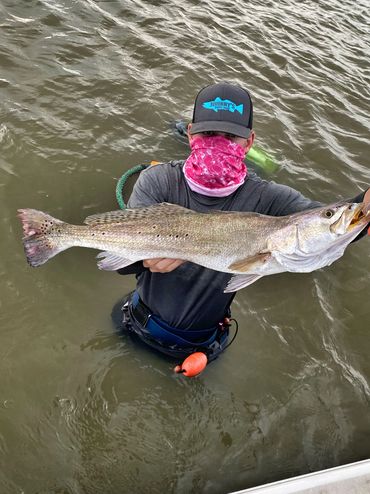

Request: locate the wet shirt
(120, 160), (363, 330)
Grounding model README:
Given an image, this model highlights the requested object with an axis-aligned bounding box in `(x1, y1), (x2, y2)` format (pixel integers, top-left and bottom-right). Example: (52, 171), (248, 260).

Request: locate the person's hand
(143, 258), (185, 273)
(364, 188), (370, 235)
(364, 188), (370, 209)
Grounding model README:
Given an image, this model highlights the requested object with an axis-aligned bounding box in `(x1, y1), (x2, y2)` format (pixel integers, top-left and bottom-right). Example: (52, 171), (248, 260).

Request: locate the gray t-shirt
(124, 159), (323, 330)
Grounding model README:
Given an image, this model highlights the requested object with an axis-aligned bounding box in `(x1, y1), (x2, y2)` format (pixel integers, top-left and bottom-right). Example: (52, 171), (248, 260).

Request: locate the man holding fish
(19, 82), (370, 374)
(108, 82), (369, 369)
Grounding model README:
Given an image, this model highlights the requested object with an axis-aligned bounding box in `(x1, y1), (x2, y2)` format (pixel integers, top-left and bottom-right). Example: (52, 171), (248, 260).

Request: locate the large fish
(18, 201), (369, 292)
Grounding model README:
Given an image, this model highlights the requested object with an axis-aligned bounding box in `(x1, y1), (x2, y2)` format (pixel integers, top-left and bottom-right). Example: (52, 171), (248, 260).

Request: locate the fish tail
(17, 209), (67, 267)
(235, 104), (244, 115)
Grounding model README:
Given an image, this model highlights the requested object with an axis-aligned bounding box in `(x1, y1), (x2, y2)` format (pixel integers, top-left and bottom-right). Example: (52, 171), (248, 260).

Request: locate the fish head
(295, 202), (369, 254)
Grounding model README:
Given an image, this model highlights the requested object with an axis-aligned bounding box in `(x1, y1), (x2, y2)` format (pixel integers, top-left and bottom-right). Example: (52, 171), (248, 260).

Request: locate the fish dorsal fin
(228, 253), (271, 272)
(224, 273), (262, 292)
(84, 203), (194, 225)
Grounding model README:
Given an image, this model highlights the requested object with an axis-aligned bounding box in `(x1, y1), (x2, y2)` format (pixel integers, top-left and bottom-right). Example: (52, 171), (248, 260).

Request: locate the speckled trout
(18, 202), (369, 292)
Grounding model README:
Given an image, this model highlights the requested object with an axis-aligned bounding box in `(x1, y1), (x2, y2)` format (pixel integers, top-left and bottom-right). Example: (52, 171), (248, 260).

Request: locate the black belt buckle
(132, 301), (152, 328)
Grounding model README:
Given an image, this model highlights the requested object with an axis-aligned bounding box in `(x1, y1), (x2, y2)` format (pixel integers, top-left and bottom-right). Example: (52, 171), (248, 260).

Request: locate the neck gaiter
(183, 135), (247, 197)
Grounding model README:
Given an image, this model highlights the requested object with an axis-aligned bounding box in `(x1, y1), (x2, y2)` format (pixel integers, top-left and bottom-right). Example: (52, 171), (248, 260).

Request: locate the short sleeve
(127, 165), (169, 209)
(260, 181), (322, 216)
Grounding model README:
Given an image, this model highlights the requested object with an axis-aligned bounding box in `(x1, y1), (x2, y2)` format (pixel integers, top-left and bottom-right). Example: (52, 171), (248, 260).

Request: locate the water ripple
(1, 0), (370, 491)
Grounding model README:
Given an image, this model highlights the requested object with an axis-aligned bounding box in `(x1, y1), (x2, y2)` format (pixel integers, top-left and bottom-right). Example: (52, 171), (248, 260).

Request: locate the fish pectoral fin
(224, 273), (262, 293)
(228, 252), (271, 272)
(96, 251), (137, 271)
(224, 253), (271, 291)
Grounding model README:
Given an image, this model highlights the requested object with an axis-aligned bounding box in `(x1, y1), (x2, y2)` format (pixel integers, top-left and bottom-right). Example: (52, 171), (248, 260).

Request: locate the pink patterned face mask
(183, 135), (247, 197)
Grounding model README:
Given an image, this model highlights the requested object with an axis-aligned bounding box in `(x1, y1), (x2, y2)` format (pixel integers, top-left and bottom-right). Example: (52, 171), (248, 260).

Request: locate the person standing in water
(113, 82), (370, 370)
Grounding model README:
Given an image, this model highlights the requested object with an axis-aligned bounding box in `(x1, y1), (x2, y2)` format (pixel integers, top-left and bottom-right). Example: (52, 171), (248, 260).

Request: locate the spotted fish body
(18, 201), (369, 292)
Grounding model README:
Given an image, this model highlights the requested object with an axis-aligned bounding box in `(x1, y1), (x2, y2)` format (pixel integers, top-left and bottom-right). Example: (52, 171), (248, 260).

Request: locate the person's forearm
(364, 188), (370, 206)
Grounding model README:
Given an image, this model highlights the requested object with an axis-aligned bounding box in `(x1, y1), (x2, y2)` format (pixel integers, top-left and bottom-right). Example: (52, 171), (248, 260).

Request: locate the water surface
(1, 0), (370, 492)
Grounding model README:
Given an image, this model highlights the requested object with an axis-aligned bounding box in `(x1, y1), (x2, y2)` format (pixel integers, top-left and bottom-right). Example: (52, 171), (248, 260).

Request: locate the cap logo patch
(202, 97), (244, 115)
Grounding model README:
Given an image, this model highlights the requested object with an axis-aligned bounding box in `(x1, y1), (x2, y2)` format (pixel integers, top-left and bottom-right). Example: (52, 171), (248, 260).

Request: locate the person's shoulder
(243, 173), (322, 215)
(244, 171), (293, 194)
(234, 171), (303, 214)
(242, 170), (269, 191)
(138, 160), (185, 190)
(141, 160), (184, 178)
(132, 160), (185, 201)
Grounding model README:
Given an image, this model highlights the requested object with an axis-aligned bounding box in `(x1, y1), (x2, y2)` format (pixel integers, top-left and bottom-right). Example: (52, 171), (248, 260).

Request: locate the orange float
(174, 352), (208, 377)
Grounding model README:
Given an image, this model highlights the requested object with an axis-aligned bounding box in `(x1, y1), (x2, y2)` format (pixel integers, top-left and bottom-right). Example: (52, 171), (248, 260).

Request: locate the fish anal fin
(228, 253), (271, 272)
(224, 273), (262, 293)
(96, 251), (137, 271)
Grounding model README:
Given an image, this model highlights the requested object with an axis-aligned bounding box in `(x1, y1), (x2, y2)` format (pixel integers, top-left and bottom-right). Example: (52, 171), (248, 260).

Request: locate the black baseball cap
(190, 82), (253, 138)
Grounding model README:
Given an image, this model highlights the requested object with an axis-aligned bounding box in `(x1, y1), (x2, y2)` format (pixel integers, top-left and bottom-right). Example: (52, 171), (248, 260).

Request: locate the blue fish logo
(202, 97), (244, 115)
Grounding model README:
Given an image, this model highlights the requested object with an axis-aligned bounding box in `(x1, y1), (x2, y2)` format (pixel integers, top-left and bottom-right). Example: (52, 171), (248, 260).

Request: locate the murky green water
(1, 0), (369, 492)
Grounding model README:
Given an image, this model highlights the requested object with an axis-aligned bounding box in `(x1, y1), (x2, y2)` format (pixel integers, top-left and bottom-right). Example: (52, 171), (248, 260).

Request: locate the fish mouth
(348, 203), (369, 229)
(330, 202), (368, 235)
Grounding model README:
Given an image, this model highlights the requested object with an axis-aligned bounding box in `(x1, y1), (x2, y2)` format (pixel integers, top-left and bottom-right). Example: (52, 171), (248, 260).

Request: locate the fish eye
(324, 209), (335, 219)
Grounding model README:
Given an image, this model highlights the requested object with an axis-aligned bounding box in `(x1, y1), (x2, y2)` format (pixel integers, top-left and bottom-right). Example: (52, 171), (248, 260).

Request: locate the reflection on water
(1, 0), (369, 492)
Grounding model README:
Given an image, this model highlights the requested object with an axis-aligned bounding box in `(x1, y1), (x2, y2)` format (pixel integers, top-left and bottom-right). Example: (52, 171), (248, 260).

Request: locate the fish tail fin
(235, 104), (244, 115)
(17, 209), (67, 267)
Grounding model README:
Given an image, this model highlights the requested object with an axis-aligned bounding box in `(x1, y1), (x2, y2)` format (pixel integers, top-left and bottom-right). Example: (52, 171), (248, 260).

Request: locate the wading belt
(130, 291), (221, 348)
